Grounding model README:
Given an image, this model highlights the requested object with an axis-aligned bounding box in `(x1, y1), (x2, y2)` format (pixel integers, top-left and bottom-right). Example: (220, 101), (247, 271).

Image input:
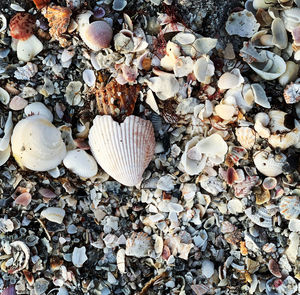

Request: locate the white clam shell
(17, 35), (43, 62)
(89, 115), (155, 186)
(173, 32), (195, 45)
(253, 150), (286, 177)
(0, 145), (11, 167)
(65, 81), (83, 106)
(11, 116), (66, 171)
(281, 8), (300, 32)
(63, 149), (98, 178)
(173, 56), (194, 77)
(245, 207), (273, 228)
(193, 37), (218, 55)
(226, 10), (260, 38)
(0, 87), (10, 105)
(271, 18), (288, 49)
(193, 55), (215, 84)
(125, 232), (152, 258)
(41, 207), (65, 224)
(196, 134), (228, 159)
(82, 69), (96, 87)
(24, 102), (53, 122)
(218, 69), (244, 90)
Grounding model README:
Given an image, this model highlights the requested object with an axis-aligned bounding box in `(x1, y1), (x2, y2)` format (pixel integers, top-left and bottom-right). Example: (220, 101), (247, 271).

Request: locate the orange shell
(96, 79), (140, 121)
(32, 0), (50, 9)
(9, 13), (35, 41)
(44, 5), (72, 47)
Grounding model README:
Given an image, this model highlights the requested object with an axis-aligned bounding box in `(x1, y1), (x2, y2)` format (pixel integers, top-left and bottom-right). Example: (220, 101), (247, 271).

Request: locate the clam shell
(235, 127), (256, 149)
(0, 87), (10, 105)
(173, 32), (195, 45)
(125, 232), (152, 258)
(24, 102), (53, 122)
(218, 69), (244, 90)
(245, 207), (273, 228)
(72, 246), (87, 268)
(17, 35), (43, 62)
(251, 83), (271, 108)
(89, 115), (155, 186)
(41, 207), (65, 224)
(278, 61), (299, 87)
(271, 18), (288, 49)
(193, 55), (215, 84)
(253, 150), (286, 177)
(11, 116), (66, 171)
(279, 196), (300, 220)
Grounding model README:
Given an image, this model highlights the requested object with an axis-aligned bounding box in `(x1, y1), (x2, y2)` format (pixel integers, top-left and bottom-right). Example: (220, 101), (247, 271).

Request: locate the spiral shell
(11, 116), (66, 171)
(89, 115), (155, 186)
(279, 196), (300, 220)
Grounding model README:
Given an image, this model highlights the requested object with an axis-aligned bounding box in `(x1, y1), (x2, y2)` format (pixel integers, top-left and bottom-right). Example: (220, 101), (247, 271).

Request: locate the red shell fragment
(9, 13), (35, 41)
(32, 0), (50, 10)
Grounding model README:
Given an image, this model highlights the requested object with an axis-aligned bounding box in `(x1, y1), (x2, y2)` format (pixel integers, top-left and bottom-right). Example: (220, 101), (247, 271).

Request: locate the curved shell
(253, 150), (286, 177)
(245, 207), (273, 228)
(125, 232), (152, 258)
(89, 115), (155, 186)
(11, 116), (66, 171)
(279, 196), (300, 220)
(236, 127), (256, 149)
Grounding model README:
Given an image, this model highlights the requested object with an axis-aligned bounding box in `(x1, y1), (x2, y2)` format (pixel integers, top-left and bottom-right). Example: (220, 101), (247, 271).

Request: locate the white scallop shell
(89, 115), (155, 186)
(125, 232), (152, 258)
(279, 196), (300, 220)
(236, 127), (256, 149)
(245, 207), (273, 228)
(253, 150), (286, 177)
(63, 149), (98, 178)
(11, 116), (66, 171)
(24, 102), (53, 122)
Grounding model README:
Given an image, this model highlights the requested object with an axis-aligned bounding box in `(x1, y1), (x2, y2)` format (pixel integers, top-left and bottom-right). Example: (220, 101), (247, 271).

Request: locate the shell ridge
(124, 116), (135, 185)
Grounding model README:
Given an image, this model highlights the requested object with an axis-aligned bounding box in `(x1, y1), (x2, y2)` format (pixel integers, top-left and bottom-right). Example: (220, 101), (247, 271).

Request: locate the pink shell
(89, 115), (155, 186)
(15, 192), (32, 206)
(9, 96), (28, 110)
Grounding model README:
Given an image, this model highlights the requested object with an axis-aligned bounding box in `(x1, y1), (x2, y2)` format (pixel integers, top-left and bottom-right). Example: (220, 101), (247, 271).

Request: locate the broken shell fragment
(89, 115), (155, 186)
(17, 35), (43, 62)
(24, 102), (53, 122)
(41, 207), (65, 224)
(279, 196), (300, 220)
(8, 241), (30, 274)
(271, 18), (288, 49)
(218, 69), (244, 90)
(236, 127), (256, 149)
(72, 247), (88, 268)
(284, 82), (300, 104)
(245, 207), (272, 228)
(281, 8), (300, 32)
(278, 61), (299, 86)
(11, 116), (66, 171)
(251, 83), (271, 108)
(125, 232), (152, 258)
(193, 55), (215, 84)
(63, 149), (98, 178)
(0, 87), (10, 105)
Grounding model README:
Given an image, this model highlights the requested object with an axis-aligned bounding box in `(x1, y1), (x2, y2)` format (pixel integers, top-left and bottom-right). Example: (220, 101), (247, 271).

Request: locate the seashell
(235, 127), (256, 149)
(263, 243), (277, 253)
(173, 56), (194, 77)
(59, 125), (76, 151)
(193, 37), (218, 55)
(268, 130), (299, 150)
(227, 198), (244, 214)
(262, 177), (277, 190)
(33, 0), (50, 9)
(14, 62), (38, 81)
(253, 150), (286, 177)
(38, 188), (57, 199)
(251, 30), (273, 48)
(226, 10), (260, 38)
(245, 207), (273, 228)
(0, 111), (13, 152)
(218, 69), (244, 90)
(11, 116), (66, 171)
(89, 115), (155, 186)
(254, 112), (270, 138)
(268, 110), (290, 133)
(41, 207), (65, 224)
(281, 8), (300, 32)
(113, 0), (127, 11)
(15, 192), (32, 207)
(253, 0), (277, 9)
(72, 247), (87, 268)
(289, 219), (300, 232)
(268, 259), (282, 278)
(146, 90), (160, 114)
(82, 69), (96, 87)
(284, 82), (300, 104)
(278, 61), (299, 87)
(285, 233), (299, 264)
(116, 249), (126, 274)
(215, 104), (236, 121)
(9, 13), (35, 41)
(96, 79), (140, 121)
(8, 241), (30, 274)
(0, 87), (10, 105)
(9, 96), (28, 111)
(1, 285), (16, 295)
(65, 81), (82, 106)
(251, 83), (271, 108)
(226, 167), (239, 185)
(24, 102), (53, 122)
(0, 13), (7, 33)
(0, 146), (11, 167)
(17, 35), (43, 62)
(0, 218), (14, 233)
(271, 18), (288, 49)
(63, 149), (98, 178)
(154, 236), (163, 256)
(202, 260), (214, 279)
(256, 189), (270, 205)
(191, 284), (209, 295)
(193, 55), (215, 84)
(44, 6), (72, 47)
(125, 232), (152, 258)
(279, 196), (300, 220)
(173, 32), (195, 45)
(225, 145), (248, 167)
(292, 26), (300, 46)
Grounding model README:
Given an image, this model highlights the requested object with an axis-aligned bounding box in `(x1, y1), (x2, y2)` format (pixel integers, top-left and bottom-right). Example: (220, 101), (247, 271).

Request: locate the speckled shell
(11, 115), (66, 171)
(245, 207), (273, 228)
(96, 79), (140, 122)
(88, 115), (155, 186)
(236, 127), (256, 149)
(279, 196), (300, 220)
(125, 232), (152, 258)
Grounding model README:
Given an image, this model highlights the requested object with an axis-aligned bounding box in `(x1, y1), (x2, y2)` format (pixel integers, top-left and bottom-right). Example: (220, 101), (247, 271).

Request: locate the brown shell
(32, 0), (50, 9)
(44, 5), (72, 47)
(9, 13), (35, 41)
(96, 79), (140, 122)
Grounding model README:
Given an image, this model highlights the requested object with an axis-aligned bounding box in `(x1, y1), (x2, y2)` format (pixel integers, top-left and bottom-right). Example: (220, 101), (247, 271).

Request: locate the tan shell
(235, 127), (256, 149)
(88, 115), (155, 186)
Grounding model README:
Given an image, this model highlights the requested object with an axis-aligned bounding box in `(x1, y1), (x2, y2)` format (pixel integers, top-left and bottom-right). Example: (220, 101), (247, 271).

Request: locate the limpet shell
(125, 232), (152, 258)
(245, 207), (273, 228)
(235, 127), (256, 149)
(89, 115), (155, 186)
(279, 196), (300, 220)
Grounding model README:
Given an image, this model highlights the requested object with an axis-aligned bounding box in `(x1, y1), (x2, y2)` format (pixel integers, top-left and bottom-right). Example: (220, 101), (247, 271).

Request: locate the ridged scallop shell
(253, 150), (286, 177)
(96, 79), (140, 121)
(125, 232), (153, 258)
(11, 115), (66, 171)
(245, 207), (273, 228)
(236, 127), (256, 149)
(89, 115), (155, 186)
(279, 196), (300, 220)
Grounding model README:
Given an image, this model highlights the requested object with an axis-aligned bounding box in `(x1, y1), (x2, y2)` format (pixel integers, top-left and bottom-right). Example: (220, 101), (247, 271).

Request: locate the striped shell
(279, 196), (300, 220)
(245, 207), (273, 228)
(235, 127), (256, 149)
(88, 115), (155, 186)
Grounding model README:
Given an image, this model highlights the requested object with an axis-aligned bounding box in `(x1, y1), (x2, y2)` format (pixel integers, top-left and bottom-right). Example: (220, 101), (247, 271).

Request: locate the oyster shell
(89, 115), (155, 186)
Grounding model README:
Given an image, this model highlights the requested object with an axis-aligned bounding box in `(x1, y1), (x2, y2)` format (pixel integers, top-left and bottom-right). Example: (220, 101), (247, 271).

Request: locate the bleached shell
(196, 134), (228, 159)
(279, 196), (300, 220)
(82, 69), (96, 87)
(193, 37), (218, 55)
(11, 116), (66, 171)
(268, 130), (299, 150)
(0, 145), (10, 167)
(253, 0), (277, 9)
(278, 61), (299, 87)
(245, 207), (273, 228)
(193, 56), (215, 84)
(0, 13), (7, 33)
(173, 56), (194, 77)
(63, 149), (98, 178)
(269, 110), (290, 133)
(65, 81), (82, 106)
(218, 69), (244, 90)
(253, 150), (286, 177)
(116, 249), (126, 274)
(125, 232), (152, 258)
(9, 96), (28, 110)
(271, 18), (288, 49)
(251, 83), (271, 108)
(0, 87), (10, 105)
(17, 35), (43, 62)
(146, 90), (160, 114)
(285, 233), (299, 264)
(114, 29), (134, 53)
(89, 115), (155, 186)
(289, 219), (300, 232)
(173, 32), (195, 45)
(41, 207), (65, 224)
(254, 112), (270, 138)
(72, 247), (88, 268)
(0, 111), (13, 152)
(9, 241), (30, 274)
(24, 102), (53, 122)
(281, 8), (300, 32)
(284, 83), (300, 104)
(215, 104), (236, 121)
(236, 127), (256, 149)
(226, 10), (260, 38)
